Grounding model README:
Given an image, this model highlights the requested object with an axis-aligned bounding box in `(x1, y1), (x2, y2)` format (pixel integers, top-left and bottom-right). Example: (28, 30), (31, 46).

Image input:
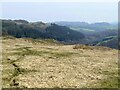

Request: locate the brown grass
(2, 37), (118, 88)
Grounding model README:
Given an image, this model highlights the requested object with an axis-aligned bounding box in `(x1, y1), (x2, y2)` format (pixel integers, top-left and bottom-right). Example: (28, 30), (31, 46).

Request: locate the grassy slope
(2, 37), (118, 88)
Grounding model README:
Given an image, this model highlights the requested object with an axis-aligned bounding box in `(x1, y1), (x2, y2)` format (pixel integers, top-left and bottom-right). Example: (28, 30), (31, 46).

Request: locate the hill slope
(2, 19), (118, 49)
(96, 36), (118, 49)
(2, 20), (85, 43)
(2, 37), (118, 88)
(55, 21), (118, 49)
(55, 21), (117, 31)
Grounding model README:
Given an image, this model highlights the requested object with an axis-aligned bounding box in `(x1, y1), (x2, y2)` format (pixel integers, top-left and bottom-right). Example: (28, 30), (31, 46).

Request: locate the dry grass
(73, 44), (112, 50)
(2, 37), (118, 88)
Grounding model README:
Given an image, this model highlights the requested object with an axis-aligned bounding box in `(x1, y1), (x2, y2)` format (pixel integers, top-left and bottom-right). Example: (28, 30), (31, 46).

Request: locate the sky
(1, 1), (118, 23)
(1, 0), (119, 2)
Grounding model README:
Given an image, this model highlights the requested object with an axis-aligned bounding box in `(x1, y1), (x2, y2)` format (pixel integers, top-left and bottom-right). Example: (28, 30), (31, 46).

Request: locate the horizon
(2, 2), (118, 23)
(1, 19), (117, 24)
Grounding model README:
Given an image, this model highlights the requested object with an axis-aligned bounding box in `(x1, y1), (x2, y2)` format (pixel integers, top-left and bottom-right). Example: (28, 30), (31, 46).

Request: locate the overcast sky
(1, 2), (118, 23)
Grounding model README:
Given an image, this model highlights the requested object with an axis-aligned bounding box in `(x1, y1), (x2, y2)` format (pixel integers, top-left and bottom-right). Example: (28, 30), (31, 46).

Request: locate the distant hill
(1, 19), (118, 49)
(2, 19), (85, 43)
(96, 36), (118, 49)
(54, 21), (118, 49)
(55, 21), (117, 31)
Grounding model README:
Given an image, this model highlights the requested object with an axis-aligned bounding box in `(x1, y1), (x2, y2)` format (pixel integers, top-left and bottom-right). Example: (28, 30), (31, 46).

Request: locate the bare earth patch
(2, 38), (118, 88)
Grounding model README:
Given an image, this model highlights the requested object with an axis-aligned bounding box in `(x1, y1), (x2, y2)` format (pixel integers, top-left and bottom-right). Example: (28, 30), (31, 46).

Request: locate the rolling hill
(1, 19), (118, 49)
(2, 19), (85, 44)
(54, 21), (118, 49)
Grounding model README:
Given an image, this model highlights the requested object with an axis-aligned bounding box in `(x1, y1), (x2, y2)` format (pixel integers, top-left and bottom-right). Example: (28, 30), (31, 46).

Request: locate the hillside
(2, 19), (118, 49)
(2, 37), (118, 88)
(55, 21), (117, 31)
(96, 36), (118, 49)
(2, 19), (85, 43)
(55, 21), (118, 49)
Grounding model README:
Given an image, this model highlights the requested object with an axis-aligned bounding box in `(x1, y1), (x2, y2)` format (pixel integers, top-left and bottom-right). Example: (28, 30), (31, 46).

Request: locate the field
(2, 37), (118, 88)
